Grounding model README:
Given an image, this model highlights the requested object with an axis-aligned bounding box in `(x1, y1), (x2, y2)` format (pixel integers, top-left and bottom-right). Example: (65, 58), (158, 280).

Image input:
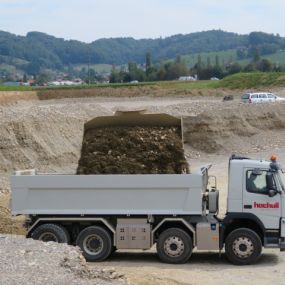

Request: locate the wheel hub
(232, 237), (254, 258)
(164, 236), (185, 257)
(38, 232), (58, 242)
(83, 234), (104, 256)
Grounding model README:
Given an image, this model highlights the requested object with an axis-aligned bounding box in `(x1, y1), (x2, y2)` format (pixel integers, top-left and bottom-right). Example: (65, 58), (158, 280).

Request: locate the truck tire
(76, 226), (112, 262)
(225, 228), (262, 265)
(31, 223), (70, 243)
(157, 228), (193, 264)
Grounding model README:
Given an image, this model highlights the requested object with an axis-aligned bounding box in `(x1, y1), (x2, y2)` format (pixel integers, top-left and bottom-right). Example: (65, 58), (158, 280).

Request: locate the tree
(207, 57), (211, 68)
(35, 72), (52, 86)
(252, 47), (261, 63)
(146, 66), (158, 81)
(128, 61), (137, 79)
(109, 68), (121, 83)
(23, 73), (28, 83)
(24, 62), (41, 75)
(175, 54), (182, 64)
(236, 48), (247, 60)
(197, 54), (202, 69)
(145, 52), (152, 71)
(256, 59), (273, 72)
(243, 63), (256, 72)
(215, 55), (220, 67)
(227, 63), (242, 74)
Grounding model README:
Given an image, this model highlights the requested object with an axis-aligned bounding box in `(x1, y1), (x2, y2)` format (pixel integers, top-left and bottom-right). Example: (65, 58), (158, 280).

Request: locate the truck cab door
(243, 168), (281, 229)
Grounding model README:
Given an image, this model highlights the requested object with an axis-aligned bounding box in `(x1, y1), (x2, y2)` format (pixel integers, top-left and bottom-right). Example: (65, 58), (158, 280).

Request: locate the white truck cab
(223, 155), (285, 257)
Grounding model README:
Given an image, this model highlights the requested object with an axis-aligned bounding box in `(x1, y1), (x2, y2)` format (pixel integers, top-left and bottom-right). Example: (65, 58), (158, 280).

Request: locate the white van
(241, 92), (282, 103)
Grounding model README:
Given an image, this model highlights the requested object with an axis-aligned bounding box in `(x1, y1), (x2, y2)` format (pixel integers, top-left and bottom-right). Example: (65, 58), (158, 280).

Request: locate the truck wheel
(31, 224), (70, 243)
(225, 228), (262, 265)
(157, 228), (193, 264)
(76, 226), (112, 262)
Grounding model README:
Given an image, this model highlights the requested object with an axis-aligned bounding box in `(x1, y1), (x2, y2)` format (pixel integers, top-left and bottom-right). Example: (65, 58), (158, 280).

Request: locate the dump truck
(10, 113), (285, 265)
(11, 154), (285, 265)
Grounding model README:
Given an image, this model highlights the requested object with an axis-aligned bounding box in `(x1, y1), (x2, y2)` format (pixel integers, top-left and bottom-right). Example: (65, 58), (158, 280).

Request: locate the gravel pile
(77, 126), (189, 174)
(0, 235), (129, 285)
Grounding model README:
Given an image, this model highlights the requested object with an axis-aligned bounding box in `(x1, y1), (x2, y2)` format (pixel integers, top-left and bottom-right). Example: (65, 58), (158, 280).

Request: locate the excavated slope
(183, 103), (285, 153)
(1, 100), (285, 176)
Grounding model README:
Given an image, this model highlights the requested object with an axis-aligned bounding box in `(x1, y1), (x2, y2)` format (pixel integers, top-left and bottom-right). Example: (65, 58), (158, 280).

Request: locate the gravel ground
(0, 235), (129, 285)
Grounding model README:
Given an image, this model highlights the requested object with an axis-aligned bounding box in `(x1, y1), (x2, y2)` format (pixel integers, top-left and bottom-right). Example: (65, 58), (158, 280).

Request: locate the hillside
(1, 30), (285, 76)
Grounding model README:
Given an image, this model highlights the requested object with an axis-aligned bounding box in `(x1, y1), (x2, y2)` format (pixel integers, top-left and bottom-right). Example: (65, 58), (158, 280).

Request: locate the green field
(0, 85), (32, 91)
(182, 49), (237, 67)
(181, 49), (285, 67)
(218, 72), (285, 89)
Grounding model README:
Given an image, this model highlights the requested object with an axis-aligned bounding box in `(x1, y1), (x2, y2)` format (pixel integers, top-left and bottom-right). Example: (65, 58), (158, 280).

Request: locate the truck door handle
(244, 205), (252, 209)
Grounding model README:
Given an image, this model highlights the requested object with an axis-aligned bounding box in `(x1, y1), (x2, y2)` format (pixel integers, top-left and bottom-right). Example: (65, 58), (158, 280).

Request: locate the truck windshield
(277, 173), (285, 192)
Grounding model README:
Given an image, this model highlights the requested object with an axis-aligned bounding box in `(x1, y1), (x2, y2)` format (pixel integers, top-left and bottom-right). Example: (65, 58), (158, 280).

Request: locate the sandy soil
(1, 93), (285, 284)
(96, 249), (285, 285)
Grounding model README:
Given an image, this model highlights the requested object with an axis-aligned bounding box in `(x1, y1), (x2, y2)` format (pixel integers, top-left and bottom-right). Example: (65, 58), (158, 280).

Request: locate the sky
(0, 0), (284, 42)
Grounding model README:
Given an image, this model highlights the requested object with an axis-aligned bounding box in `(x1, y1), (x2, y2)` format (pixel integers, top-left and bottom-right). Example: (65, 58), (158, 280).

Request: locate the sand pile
(0, 204), (25, 235)
(77, 126), (189, 174)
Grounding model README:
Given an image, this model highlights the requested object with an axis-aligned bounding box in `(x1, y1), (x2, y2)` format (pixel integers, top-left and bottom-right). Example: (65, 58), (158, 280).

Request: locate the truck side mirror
(268, 189), (277, 197)
(266, 173), (274, 189)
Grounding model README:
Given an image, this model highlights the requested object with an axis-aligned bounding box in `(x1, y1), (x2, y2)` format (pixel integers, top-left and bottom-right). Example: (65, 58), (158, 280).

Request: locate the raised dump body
(11, 170), (208, 216)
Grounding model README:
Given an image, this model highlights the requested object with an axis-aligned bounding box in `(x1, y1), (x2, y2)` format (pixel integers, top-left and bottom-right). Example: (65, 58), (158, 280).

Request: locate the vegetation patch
(219, 72), (285, 89)
(0, 85), (32, 91)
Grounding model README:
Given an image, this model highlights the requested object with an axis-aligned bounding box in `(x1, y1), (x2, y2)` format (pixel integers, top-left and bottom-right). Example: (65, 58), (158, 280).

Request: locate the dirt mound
(0, 208), (25, 235)
(183, 103), (285, 153)
(0, 91), (38, 105)
(77, 126), (189, 174)
(0, 102), (111, 174)
(37, 87), (237, 101)
(0, 235), (127, 285)
(0, 193), (25, 235)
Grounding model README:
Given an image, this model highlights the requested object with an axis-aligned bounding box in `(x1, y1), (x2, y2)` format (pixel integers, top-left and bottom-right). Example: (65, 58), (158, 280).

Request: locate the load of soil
(77, 126), (189, 174)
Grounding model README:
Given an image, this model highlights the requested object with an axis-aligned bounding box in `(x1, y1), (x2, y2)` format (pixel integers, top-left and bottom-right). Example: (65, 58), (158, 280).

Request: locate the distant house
(48, 80), (84, 86)
(178, 76), (196, 81)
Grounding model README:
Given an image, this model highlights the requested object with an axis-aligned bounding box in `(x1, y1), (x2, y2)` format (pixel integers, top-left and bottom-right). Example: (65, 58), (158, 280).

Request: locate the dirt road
(96, 249), (284, 285)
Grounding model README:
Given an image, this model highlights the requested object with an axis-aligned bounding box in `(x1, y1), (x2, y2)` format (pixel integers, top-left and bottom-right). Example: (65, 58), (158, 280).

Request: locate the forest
(1, 29), (285, 76)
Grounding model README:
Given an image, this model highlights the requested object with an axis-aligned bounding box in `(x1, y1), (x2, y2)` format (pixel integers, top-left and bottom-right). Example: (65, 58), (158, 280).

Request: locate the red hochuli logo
(253, 202), (280, 209)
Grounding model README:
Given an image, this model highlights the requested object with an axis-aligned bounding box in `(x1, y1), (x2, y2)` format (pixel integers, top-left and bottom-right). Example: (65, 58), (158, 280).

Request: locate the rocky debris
(77, 126), (189, 174)
(0, 235), (129, 285)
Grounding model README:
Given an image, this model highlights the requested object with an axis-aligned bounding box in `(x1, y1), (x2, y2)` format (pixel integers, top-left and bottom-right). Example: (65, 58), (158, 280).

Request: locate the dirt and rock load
(77, 126), (189, 174)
